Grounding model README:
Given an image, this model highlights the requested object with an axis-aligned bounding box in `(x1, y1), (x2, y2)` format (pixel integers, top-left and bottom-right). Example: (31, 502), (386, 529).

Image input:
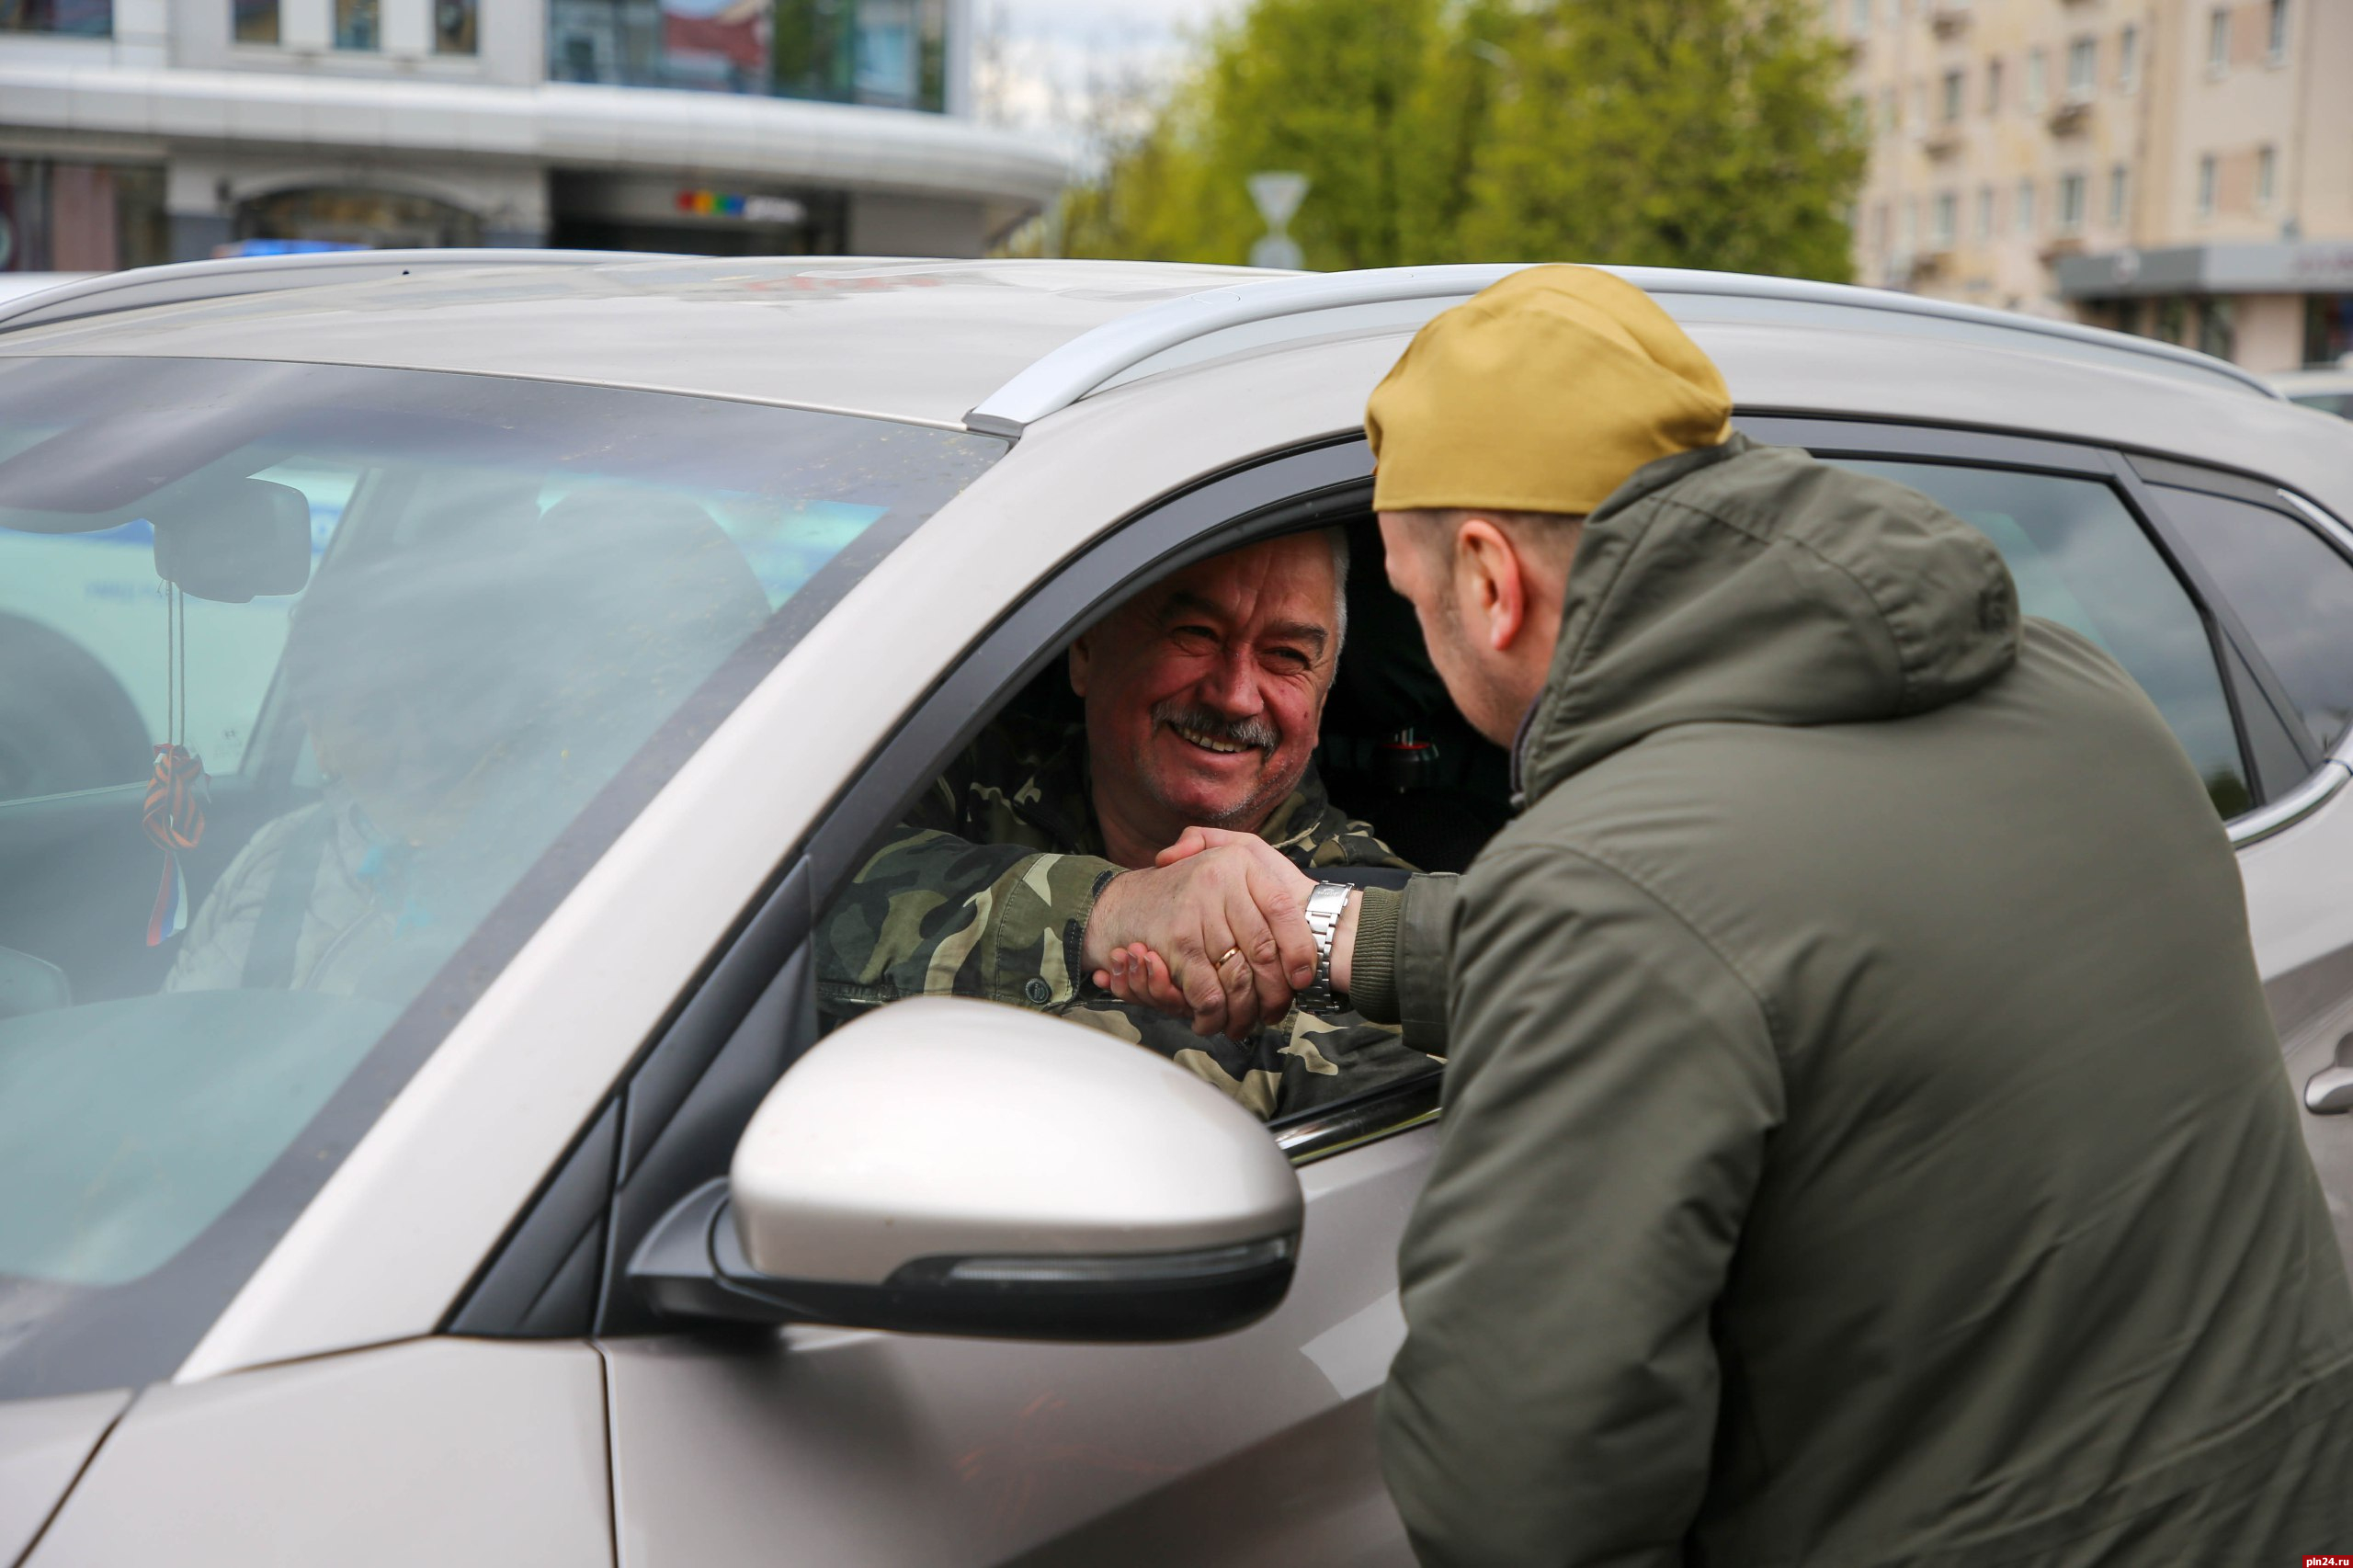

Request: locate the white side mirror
(631, 997), (1305, 1341)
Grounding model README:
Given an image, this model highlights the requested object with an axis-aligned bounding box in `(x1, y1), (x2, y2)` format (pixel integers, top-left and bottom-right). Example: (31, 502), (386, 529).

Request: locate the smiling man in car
(812, 529), (1442, 1118)
(1366, 266), (2353, 1565)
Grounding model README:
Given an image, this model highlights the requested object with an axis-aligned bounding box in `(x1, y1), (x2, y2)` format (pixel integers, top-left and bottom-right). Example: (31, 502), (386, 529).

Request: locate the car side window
(1827, 459), (2252, 818)
(2155, 486), (2353, 757)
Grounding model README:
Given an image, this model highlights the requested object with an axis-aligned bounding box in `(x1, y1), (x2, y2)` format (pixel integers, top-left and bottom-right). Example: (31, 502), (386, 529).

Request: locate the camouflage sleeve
(1300, 813), (1419, 873)
(814, 825), (1121, 1018)
(1054, 996), (1442, 1122)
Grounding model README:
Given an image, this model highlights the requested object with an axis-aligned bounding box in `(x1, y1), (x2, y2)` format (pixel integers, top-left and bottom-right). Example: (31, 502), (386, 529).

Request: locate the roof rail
(963, 267), (1521, 436)
(0, 248), (673, 335)
(961, 262), (2278, 436)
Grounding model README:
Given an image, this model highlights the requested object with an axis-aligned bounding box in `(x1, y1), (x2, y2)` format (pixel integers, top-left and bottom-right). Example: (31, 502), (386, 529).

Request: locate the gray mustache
(1153, 700), (1279, 752)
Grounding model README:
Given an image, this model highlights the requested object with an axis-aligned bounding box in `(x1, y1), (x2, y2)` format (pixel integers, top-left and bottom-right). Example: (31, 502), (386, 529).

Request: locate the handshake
(1081, 826), (1361, 1041)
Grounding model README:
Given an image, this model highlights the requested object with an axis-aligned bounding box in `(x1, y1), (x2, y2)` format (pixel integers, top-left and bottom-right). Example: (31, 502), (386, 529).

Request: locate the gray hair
(1323, 525), (1349, 658)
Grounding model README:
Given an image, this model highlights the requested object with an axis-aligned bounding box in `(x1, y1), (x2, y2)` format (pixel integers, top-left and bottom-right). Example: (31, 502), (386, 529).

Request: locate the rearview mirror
(151, 478), (312, 603)
(631, 997), (1305, 1341)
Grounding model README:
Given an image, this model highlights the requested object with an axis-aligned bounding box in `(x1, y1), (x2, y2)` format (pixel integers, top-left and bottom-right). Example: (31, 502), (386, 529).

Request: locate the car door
(1746, 416), (2353, 1273)
(2120, 457), (2353, 1262)
(438, 439), (1437, 1567)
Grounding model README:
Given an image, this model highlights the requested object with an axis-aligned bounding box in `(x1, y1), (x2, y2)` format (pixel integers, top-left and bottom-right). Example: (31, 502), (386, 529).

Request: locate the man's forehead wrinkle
(1157, 585), (1238, 626)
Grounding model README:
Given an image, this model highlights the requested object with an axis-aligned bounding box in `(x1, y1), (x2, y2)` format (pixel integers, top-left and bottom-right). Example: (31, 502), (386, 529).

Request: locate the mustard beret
(1365, 265), (1733, 517)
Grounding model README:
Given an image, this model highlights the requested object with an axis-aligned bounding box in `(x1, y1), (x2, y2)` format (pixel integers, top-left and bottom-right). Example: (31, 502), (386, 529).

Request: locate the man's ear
(1067, 632), (1091, 699)
(1453, 517), (1528, 653)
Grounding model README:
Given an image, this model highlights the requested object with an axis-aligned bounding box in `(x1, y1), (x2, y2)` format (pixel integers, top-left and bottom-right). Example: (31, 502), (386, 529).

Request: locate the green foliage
(1044, 0), (1866, 282)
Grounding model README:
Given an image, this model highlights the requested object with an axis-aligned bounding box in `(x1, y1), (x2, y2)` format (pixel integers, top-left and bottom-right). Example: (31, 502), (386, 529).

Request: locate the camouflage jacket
(814, 713), (1442, 1119)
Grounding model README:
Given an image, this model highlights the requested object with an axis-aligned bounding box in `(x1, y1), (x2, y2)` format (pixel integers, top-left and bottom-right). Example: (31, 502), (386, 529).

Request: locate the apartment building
(0, 0), (1067, 271)
(1843, 0), (2351, 371)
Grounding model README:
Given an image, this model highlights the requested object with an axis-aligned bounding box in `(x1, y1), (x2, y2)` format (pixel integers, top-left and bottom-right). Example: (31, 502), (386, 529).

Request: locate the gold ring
(1217, 947), (1243, 968)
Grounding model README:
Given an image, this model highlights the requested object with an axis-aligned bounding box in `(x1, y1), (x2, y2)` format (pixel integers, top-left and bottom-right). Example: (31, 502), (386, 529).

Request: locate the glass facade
(0, 0), (108, 33)
(550, 0), (949, 111)
(433, 0), (476, 53)
(234, 187), (483, 250)
(0, 159), (167, 272)
(335, 0), (379, 50)
(233, 0), (278, 43)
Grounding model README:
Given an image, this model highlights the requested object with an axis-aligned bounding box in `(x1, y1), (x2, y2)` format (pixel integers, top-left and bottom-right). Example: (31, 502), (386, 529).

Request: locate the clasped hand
(1080, 827), (1324, 1040)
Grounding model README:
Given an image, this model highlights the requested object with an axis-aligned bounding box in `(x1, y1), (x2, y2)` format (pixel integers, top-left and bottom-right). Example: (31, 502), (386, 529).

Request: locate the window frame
(451, 437), (1431, 1338)
(2066, 36), (2097, 99)
(2058, 172), (2087, 233)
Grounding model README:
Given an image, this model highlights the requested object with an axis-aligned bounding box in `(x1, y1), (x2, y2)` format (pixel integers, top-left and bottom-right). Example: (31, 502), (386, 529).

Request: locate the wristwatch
(1297, 881), (1352, 1015)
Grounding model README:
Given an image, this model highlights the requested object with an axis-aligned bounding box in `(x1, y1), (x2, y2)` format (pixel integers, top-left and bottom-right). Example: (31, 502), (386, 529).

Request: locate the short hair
(1323, 525), (1350, 656)
(1399, 506), (1586, 574)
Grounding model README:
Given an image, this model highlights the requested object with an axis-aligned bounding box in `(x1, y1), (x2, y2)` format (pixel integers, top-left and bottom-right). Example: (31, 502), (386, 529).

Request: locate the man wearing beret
(1365, 267), (2353, 1564)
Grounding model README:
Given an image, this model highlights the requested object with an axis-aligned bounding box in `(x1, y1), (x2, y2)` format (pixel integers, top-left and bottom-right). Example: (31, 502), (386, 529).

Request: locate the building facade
(1843, 0), (2351, 371)
(0, 0), (1067, 272)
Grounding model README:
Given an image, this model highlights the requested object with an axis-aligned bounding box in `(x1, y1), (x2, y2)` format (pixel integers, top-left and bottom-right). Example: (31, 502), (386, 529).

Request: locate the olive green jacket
(1378, 435), (2353, 1566)
(812, 713), (1442, 1119)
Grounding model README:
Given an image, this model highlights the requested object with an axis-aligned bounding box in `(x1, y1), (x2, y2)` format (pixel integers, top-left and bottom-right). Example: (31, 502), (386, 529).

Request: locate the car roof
(6, 253), (2345, 516)
(0, 256), (1272, 430)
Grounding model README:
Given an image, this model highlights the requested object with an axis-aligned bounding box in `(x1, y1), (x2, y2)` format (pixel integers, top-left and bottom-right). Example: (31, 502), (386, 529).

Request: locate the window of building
(1909, 78), (1927, 129)
(1880, 88), (1898, 131)
(1851, 0), (1870, 35)
(433, 0), (475, 53)
(2304, 294), (2353, 367)
(2268, 0), (2289, 62)
(2016, 177), (2038, 235)
(0, 0), (109, 33)
(334, 0), (378, 49)
(1984, 56), (2003, 112)
(851, 0), (919, 102)
(775, 0), (949, 110)
(2026, 47), (2047, 109)
(2198, 297), (2235, 359)
(2154, 295), (2188, 345)
(2066, 37), (2097, 99)
(2208, 6), (2231, 75)
(1873, 202), (1891, 255)
(1903, 199), (1919, 251)
(2120, 23), (2141, 89)
(550, 0), (948, 111)
(232, 0), (277, 43)
(1976, 185), (1995, 240)
(2257, 144), (2278, 207)
(2058, 173), (2086, 233)
(2163, 486), (2353, 755)
(1934, 191), (1957, 248)
(1941, 68), (1964, 122)
(2198, 154), (2218, 218)
(0, 159), (168, 272)
(2108, 164), (2129, 227)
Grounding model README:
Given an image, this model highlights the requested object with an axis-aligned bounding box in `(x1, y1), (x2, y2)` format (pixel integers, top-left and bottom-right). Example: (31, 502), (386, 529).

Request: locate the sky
(974, 0), (1237, 154)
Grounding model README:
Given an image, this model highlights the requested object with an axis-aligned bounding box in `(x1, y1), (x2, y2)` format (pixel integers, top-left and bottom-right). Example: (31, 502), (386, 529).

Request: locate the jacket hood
(1516, 433), (2020, 803)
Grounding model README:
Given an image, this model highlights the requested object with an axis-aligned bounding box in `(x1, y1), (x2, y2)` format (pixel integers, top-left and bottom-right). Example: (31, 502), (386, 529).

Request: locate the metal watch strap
(1298, 881), (1351, 1015)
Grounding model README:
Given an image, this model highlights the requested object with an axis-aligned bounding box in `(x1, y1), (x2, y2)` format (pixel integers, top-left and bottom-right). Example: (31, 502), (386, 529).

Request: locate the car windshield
(0, 355), (1003, 1397)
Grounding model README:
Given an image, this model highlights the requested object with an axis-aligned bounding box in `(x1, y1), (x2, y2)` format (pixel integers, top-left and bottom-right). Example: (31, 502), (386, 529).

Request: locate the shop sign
(675, 188), (806, 225)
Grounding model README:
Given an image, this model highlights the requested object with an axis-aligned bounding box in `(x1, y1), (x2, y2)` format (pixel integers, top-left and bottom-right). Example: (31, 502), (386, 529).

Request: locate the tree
(1462, 0), (1863, 278)
(1046, 0), (1863, 283)
(1058, 0), (1463, 268)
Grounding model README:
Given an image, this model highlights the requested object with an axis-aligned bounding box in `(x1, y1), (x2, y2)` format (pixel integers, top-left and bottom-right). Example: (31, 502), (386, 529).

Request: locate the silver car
(3, 254), (2351, 1567)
